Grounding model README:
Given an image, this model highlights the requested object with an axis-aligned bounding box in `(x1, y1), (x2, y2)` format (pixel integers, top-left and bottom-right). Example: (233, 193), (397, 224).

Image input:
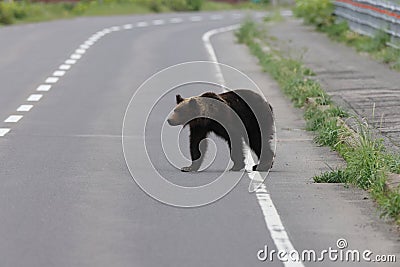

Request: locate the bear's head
(167, 95), (200, 126)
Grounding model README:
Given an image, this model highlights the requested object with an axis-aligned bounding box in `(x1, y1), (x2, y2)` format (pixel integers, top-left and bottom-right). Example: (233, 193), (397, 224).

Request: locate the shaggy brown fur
(167, 90), (274, 172)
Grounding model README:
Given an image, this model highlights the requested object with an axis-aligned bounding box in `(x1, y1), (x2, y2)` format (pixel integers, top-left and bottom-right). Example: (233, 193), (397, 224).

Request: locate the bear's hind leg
(252, 145), (274, 171)
(229, 135), (245, 171)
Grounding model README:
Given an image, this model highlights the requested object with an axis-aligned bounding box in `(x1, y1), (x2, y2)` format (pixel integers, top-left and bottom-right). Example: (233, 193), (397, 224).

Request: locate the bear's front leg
(181, 128), (208, 172)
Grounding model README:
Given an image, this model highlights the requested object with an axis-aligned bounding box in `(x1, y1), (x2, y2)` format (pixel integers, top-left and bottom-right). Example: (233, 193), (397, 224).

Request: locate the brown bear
(167, 89), (274, 172)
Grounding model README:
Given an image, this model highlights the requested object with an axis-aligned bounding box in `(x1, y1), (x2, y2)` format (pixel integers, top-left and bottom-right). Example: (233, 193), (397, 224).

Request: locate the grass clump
(236, 19), (400, 222)
(376, 189), (400, 219)
(294, 0), (333, 29)
(341, 121), (387, 189)
(314, 169), (348, 183)
(236, 20), (330, 108)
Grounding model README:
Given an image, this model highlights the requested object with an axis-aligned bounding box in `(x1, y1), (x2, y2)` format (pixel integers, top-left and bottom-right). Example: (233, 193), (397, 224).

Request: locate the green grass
(322, 21), (399, 59)
(236, 18), (400, 223)
(294, 0), (333, 28)
(235, 20), (330, 107)
(314, 169), (348, 183)
(0, 2), (75, 24)
(201, 1), (235, 11)
(80, 2), (153, 16)
(203, 1), (270, 11)
(0, 0), (270, 26)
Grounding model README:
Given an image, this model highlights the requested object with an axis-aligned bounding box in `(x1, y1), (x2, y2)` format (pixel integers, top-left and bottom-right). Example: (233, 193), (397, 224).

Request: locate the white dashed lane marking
(170, 18), (183, 23)
(123, 24), (133, 29)
(17, 105), (33, 112)
(152, 19), (165, 25)
(59, 64), (71, 70)
(27, 94), (43, 102)
(53, 70), (66, 77)
(45, 77), (59, 83)
(75, 49), (86, 54)
(137, 21), (148, 27)
(190, 16), (202, 22)
(4, 115), (23, 123)
(80, 44), (90, 49)
(0, 12), (253, 138)
(84, 40), (94, 46)
(65, 59), (77, 65)
(70, 54), (82, 60)
(0, 128), (10, 137)
(110, 26), (121, 31)
(36, 84), (52, 91)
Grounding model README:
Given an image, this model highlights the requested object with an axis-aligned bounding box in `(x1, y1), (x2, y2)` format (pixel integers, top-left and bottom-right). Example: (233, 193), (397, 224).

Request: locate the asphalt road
(0, 11), (399, 267)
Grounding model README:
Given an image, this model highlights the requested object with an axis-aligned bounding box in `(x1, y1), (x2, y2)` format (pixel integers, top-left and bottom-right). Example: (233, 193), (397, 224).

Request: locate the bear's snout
(167, 118), (177, 126)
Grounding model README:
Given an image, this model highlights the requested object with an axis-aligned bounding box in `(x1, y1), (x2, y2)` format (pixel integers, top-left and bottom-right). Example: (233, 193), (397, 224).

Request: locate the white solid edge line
(202, 26), (239, 85)
(36, 84), (52, 92)
(0, 128), (10, 137)
(4, 115), (23, 123)
(202, 25), (305, 267)
(17, 105), (33, 112)
(27, 94), (43, 102)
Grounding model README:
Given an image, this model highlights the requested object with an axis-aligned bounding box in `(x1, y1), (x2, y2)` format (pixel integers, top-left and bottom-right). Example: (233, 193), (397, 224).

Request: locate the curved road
(0, 11), (399, 267)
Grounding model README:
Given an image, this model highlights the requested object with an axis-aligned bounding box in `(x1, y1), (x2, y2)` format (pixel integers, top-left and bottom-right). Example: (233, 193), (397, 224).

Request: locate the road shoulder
(268, 18), (400, 152)
(211, 28), (400, 264)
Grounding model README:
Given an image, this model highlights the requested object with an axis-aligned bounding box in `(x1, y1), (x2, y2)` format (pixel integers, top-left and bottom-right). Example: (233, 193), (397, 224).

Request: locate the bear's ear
(176, 94), (184, 104)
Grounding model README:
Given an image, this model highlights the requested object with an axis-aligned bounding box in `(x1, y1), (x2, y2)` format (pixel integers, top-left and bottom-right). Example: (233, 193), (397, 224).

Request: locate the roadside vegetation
(0, 0), (270, 25)
(236, 19), (400, 223)
(293, 0), (400, 71)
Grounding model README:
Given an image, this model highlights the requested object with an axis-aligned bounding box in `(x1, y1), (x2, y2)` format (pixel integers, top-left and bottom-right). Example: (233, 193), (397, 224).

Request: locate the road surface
(0, 11), (399, 267)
